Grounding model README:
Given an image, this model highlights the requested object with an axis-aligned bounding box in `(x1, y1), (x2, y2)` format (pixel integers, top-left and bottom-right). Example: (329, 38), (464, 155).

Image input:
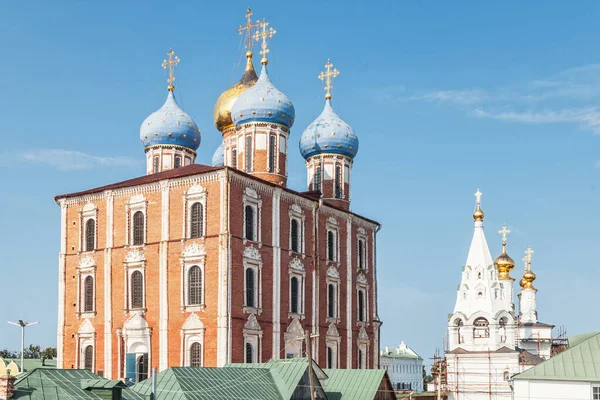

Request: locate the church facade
(445, 191), (554, 400)
(54, 12), (381, 382)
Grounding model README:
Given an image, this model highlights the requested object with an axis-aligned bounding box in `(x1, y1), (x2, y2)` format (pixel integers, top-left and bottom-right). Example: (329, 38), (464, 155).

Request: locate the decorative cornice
(182, 242), (206, 258)
(78, 255), (96, 269)
(357, 273), (368, 285)
(327, 265), (340, 279)
(125, 248), (145, 263)
(243, 246), (262, 261)
(289, 258), (304, 271)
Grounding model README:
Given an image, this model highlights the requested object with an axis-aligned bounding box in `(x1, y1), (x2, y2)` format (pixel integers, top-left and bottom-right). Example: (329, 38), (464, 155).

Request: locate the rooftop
(381, 342), (422, 360)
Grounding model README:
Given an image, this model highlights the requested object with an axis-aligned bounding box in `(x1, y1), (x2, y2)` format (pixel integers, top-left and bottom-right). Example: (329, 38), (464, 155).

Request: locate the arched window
(174, 155), (181, 168)
(153, 156), (159, 173)
(245, 268), (255, 308)
(503, 370), (510, 381)
(245, 135), (253, 171)
(358, 349), (363, 369)
(291, 219), (299, 253)
(328, 284), (336, 318)
(137, 354), (148, 382)
(327, 231), (336, 262)
(290, 277), (299, 314)
(314, 163), (322, 192)
(268, 135), (276, 173)
(245, 205), (255, 241)
(190, 342), (202, 367)
(358, 239), (365, 269)
(190, 202), (204, 238)
(132, 211), (144, 246)
(84, 345), (93, 371)
(131, 271), (144, 309)
(455, 319), (464, 344)
(473, 317), (490, 338)
(188, 266), (202, 305)
(334, 165), (342, 199)
(84, 276), (94, 312)
(245, 343), (253, 363)
(358, 290), (365, 322)
(85, 219), (95, 252)
(231, 148), (237, 169)
(327, 347), (333, 369)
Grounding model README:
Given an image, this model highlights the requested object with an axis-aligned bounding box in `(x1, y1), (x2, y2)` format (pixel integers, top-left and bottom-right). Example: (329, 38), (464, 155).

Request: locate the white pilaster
(272, 188), (282, 359)
(346, 216), (353, 368)
(57, 199), (67, 369)
(159, 181), (169, 370)
(104, 191), (114, 378)
(217, 172), (229, 366)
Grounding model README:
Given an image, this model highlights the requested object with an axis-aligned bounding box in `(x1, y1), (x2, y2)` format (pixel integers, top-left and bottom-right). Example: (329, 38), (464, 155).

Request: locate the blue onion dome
(212, 143), (224, 166)
(299, 99), (358, 160)
(231, 65), (295, 128)
(140, 91), (201, 151)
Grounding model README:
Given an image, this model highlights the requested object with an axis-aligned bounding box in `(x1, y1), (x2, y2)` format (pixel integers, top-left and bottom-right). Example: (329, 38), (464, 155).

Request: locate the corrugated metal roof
(321, 369), (387, 400)
(513, 331), (600, 382)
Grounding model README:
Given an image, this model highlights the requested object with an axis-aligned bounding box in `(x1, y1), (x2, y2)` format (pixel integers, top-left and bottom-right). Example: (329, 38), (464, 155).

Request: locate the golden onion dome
(520, 269), (537, 289)
(213, 51), (258, 132)
(473, 204), (484, 221)
(495, 244), (515, 280)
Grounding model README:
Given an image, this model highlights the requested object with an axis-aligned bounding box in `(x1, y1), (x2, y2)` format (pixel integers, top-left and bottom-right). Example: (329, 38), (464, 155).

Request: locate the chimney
(0, 374), (16, 400)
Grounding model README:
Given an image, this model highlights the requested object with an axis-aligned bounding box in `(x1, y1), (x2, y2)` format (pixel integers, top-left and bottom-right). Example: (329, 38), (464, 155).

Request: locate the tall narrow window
(358, 240), (365, 270)
(174, 155), (181, 168)
(327, 347), (333, 369)
(328, 284), (335, 318)
(245, 268), (255, 308)
(291, 219), (299, 253)
(84, 345), (93, 371)
(245, 343), (254, 363)
(188, 266), (202, 305)
(132, 211), (144, 246)
(131, 271), (144, 309)
(268, 135), (276, 173)
(314, 163), (322, 192)
(290, 277), (299, 314)
(245, 135), (253, 171)
(358, 290), (365, 322)
(232, 148), (237, 168)
(358, 350), (363, 369)
(334, 165), (342, 199)
(137, 354), (148, 382)
(245, 205), (255, 241)
(153, 156), (159, 173)
(85, 219), (95, 252)
(84, 276), (94, 312)
(190, 342), (202, 367)
(190, 202), (204, 238)
(327, 231), (336, 262)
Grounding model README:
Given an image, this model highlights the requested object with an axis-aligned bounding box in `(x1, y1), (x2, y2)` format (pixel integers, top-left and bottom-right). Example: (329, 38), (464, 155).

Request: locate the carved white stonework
(244, 246), (262, 261)
(245, 187), (258, 199)
(83, 203), (96, 212)
(126, 248), (145, 263)
(187, 184), (206, 196)
(357, 273), (368, 285)
(244, 313), (262, 332)
(358, 326), (369, 341)
(286, 317), (304, 336)
(78, 319), (95, 334)
(289, 258), (304, 271)
(291, 204), (302, 214)
(129, 194), (146, 204)
(327, 322), (340, 338)
(357, 227), (366, 235)
(182, 313), (204, 330)
(123, 312), (149, 331)
(327, 217), (337, 226)
(182, 243), (206, 258)
(327, 265), (340, 279)
(79, 256), (96, 269)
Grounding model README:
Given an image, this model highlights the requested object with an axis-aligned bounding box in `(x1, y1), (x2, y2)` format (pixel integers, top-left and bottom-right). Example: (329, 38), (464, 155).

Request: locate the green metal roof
(513, 331), (600, 382)
(321, 369), (388, 400)
(12, 368), (145, 400)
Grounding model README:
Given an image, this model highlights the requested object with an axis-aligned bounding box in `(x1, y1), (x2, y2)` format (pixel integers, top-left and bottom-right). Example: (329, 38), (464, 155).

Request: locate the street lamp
(7, 320), (39, 373)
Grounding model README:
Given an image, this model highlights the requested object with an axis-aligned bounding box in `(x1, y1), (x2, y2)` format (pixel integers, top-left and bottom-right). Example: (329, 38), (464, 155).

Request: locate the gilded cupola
(494, 224), (515, 280)
(473, 189), (484, 221)
(520, 247), (536, 290)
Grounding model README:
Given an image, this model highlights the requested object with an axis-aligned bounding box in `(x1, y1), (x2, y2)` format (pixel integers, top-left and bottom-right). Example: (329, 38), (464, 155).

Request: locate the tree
(41, 347), (57, 360)
(423, 365), (434, 388)
(24, 344), (41, 359)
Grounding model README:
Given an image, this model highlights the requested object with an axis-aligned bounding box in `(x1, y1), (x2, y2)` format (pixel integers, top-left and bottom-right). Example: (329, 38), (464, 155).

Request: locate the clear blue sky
(1, 1), (599, 364)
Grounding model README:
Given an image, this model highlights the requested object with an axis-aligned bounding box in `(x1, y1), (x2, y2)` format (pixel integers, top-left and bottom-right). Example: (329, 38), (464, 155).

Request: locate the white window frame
(77, 257), (96, 319)
(243, 247), (263, 314)
(357, 228), (368, 271)
(243, 314), (263, 364)
(127, 195), (147, 247)
(288, 204), (306, 256)
(288, 258), (306, 319)
(180, 246), (206, 312)
(326, 266), (341, 323)
(243, 187), (262, 245)
(326, 217), (340, 263)
(182, 185), (207, 240)
(124, 251), (146, 313)
(592, 386), (600, 400)
(356, 280), (369, 326)
(79, 203), (98, 253)
(78, 336), (95, 371)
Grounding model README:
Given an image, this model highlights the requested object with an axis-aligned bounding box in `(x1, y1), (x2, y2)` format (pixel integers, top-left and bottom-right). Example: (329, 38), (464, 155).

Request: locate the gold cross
(524, 246), (534, 270)
(237, 8), (261, 52)
(162, 49), (180, 92)
(498, 224), (511, 244)
(318, 59), (340, 100)
(253, 19), (276, 65)
(474, 189), (483, 205)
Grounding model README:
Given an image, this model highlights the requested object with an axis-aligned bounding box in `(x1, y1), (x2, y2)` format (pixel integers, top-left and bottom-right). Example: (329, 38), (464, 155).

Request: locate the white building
(513, 331), (600, 400)
(445, 190), (555, 400)
(380, 342), (424, 391)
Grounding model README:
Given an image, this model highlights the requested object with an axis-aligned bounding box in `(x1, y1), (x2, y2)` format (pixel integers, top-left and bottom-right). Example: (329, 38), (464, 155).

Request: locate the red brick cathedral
(55, 11), (381, 382)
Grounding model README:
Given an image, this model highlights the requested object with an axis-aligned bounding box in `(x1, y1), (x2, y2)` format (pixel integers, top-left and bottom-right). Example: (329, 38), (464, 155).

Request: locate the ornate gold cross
(524, 246), (534, 270)
(474, 189), (483, 205)
(162, 49), (180, 92)
(237, 8), (261, 52)
(318, 59), (340, 100)
(253, 19), (276, 65)
(498, 224), (511, 244)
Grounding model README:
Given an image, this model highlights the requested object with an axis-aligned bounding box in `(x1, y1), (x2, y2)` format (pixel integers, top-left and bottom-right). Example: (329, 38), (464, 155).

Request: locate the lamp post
(7, 320), (39, 373)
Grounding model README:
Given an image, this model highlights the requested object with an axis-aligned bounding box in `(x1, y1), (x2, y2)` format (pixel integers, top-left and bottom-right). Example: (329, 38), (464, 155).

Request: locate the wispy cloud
(473, 107), (600, 133)
(19, 149), (139, 171)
